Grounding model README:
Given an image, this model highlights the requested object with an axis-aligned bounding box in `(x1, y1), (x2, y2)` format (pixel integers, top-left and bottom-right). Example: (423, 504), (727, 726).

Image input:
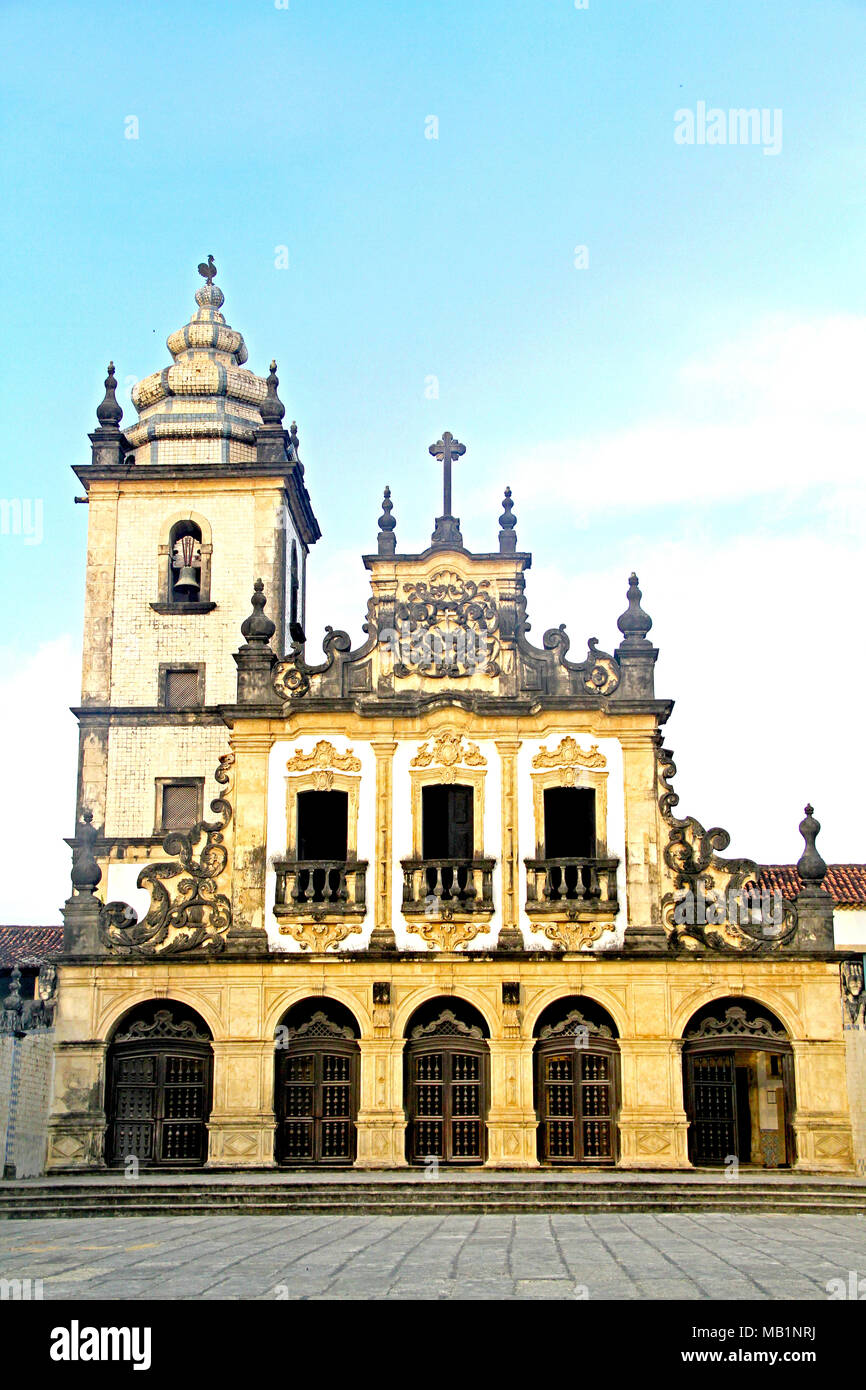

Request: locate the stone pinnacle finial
(240, 579), (276, 646)
(3, 966), (23, 1018)
(71, 808), (102, 895)
(499, 486), (517, 553)
(617, 572), (653, 648)
(260, 359), (286, 425)
(377, 485), (397, 556)
(288, 421), (300, 460)
(797, 804), (828, 888)
(429, 431), (466, 547)
(95, 362), (123, 429)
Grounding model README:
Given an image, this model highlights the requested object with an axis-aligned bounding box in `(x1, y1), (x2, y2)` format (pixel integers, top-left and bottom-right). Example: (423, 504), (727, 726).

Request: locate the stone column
(369, 741), (398, 951)
(617, 1038), (690, 1168)
(207, 1039), (275, 1167)
(495, 738), (523, 950)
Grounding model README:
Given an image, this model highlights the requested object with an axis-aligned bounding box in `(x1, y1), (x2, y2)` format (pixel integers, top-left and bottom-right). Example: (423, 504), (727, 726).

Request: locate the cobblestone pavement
(2, 1213), (866, 1299)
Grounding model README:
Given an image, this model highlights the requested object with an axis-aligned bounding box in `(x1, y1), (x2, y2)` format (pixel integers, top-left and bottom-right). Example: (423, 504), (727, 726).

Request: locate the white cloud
(0, 636), (80, 924)
(503, 315), (866, 519)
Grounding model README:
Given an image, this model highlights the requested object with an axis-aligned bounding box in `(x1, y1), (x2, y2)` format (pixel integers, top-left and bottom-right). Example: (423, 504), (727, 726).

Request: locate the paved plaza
(2, 1212), (866, 1300)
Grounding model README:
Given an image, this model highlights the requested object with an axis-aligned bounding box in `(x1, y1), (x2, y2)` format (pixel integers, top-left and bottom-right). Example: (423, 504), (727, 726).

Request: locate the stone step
(2, 1177), (866, 1218)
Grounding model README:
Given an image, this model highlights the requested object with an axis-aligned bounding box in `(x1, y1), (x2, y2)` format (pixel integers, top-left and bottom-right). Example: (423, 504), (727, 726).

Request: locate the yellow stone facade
(49, 268), (858, 1176)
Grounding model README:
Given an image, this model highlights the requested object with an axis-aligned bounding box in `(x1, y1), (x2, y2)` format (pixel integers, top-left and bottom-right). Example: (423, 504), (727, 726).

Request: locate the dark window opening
(290, 542), (299, 626)
(422, 784), (473, 861)
(543, 786), (596, 859)
(297, 790), (348, 861)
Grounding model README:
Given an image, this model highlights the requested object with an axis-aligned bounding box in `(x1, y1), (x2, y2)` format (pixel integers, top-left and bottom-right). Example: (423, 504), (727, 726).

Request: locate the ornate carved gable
(411, 732), (487, 776)
(286, 741), (361, 774)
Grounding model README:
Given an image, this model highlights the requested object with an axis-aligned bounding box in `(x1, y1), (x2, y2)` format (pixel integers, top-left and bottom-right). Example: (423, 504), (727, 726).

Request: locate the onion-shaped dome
(125, 270), (271, 465)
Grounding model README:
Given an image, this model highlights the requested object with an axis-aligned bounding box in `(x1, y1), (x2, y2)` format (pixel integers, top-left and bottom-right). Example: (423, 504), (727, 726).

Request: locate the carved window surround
(277, 741), (365, 951)
(529, 738), (609, 858)
(409, 733), (487, 859)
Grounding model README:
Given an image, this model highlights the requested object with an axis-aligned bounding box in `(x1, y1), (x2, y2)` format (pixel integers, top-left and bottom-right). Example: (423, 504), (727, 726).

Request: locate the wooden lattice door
(276, 1013), (358, 1165)
(537, 1045), (618, 1164)
(405, 1012), (489, 1165)
(107, 1010), (212, 1168)
(686, 1052), (737, 1164)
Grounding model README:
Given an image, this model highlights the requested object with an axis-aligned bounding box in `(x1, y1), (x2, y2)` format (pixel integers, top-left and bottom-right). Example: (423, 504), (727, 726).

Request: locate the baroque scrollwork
(684, 1006), (787, 1042)
(533, 918), (616, 951)
(100, 754), (235, 956)
(114, 1008), (211, 1044)
(657, 741), (797, 953)
(531, 736), (607, 775)
(286, 741), (361, 777)
(393, 570), (499, 678)
(411, 731), (487, 775)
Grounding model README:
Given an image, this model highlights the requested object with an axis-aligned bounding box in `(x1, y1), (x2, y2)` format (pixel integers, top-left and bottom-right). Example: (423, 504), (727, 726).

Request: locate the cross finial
(428, 431), (466, 517)
(428, 431), (466, 548)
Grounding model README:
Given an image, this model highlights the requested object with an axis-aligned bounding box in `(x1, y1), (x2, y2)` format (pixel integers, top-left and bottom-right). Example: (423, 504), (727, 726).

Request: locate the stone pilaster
(619, 731), (663, 937)
(617, 1038), (690, 1169)
(495, 738), (523, 951)
(355, 1037), (408, 1167)
(45, 1041), (108, 1171)
(207, 1039), (275, 1167)
(486, 1037), (538, 1167)
(227, 730), (273, 952)
(369, 741), (398, 951)
(790, 1039), (854, 1171)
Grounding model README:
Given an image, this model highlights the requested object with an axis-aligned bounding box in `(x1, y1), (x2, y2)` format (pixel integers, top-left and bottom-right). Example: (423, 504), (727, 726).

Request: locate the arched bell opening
(681, 996), (795, 1169)
(403, 997), (490, 1166)
(274, 999), (361, 1167)
(533, 996), (620, 1166)
(105, 1000), (213, 1169)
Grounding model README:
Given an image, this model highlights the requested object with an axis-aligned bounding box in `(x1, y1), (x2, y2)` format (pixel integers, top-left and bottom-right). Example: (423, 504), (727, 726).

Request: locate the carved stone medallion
(411, 731), (486, 783)
(531, 736), (607, 782)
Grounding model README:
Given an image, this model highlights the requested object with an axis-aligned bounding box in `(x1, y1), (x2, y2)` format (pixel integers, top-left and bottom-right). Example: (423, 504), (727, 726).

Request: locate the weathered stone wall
(844, 1030), (866, 1174)
(0, 1032), (55, 1178)
(105, 725), (230, 837)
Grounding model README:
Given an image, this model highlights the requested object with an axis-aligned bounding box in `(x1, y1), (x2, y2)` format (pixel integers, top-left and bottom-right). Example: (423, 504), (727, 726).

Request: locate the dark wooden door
(686, 1052), (737, 1164)
(537, 1046), (617, 1163)
(407, 1043), (487, 1164)
(422, 784), (474, 860)
(108, 1045), (211, 1167)
(276, 1045), (357, 1165)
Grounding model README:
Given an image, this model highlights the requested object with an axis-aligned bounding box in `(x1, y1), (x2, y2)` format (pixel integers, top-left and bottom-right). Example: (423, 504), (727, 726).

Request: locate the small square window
(157, 779), (203, 832)
(160, 664), (204, 709)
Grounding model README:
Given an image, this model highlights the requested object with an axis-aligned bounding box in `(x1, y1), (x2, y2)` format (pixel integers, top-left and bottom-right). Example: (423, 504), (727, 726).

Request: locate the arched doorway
(682, 997), (795, 1168)
(533, 996), (620, 1165)
(404, 998), (490, 1165)
(274, 999), (360, 1166)
(106, 1001), (213, 1168)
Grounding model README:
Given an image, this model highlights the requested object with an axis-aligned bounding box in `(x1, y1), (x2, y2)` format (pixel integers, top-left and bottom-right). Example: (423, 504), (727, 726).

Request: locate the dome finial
(378, 486), (397, 555)
(797, 804), (828, 887)
(617, 572), (653, 648)
(260, 359), (286, 425)
(240, 579), (276, 645)
(499, 485), (517, 553)
(197, 254), (217, 285)
(95, 361), (123, 429)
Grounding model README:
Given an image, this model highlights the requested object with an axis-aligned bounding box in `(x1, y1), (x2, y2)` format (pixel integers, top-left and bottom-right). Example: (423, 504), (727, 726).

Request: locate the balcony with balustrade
(273, 860), (368, 921)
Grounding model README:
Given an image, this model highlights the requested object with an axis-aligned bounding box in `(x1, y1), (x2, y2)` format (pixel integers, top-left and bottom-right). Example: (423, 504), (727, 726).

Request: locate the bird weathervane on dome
(197, 255), (217, 285)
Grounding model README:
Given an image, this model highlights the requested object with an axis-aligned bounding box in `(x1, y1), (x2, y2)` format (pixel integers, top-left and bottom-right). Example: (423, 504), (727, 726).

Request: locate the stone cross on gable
(429, 432), (466, 518)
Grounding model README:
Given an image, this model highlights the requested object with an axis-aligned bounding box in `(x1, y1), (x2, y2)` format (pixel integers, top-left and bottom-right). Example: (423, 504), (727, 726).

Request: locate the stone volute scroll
(99, 755), (237, 957)
(652, 740), (799, 955)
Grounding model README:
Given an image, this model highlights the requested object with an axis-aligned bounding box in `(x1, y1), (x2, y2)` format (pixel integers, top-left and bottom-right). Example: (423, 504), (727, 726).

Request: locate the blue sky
(1, 0), (864, 920)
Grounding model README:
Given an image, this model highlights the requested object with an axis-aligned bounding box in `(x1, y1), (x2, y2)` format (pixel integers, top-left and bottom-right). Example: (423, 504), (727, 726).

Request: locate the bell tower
(72, 260), (320, 902)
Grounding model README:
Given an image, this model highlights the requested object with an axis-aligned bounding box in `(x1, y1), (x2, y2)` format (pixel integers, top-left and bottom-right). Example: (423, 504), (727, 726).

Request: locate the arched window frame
(152, 511), (215, 612)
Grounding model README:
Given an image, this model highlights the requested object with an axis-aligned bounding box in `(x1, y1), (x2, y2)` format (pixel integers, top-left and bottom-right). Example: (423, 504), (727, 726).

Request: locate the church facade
(47, 264), (859, 1174)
